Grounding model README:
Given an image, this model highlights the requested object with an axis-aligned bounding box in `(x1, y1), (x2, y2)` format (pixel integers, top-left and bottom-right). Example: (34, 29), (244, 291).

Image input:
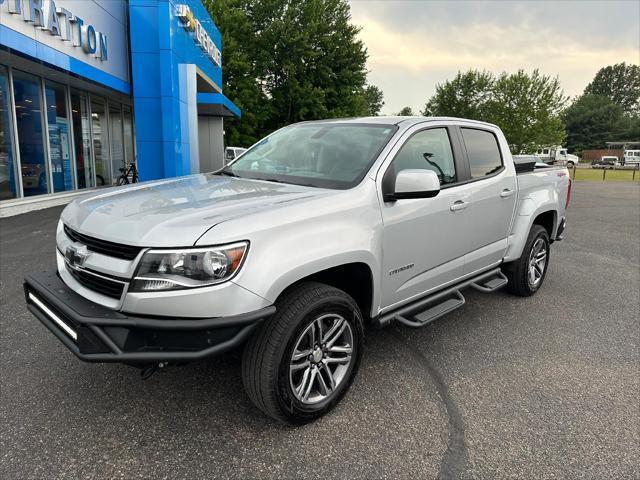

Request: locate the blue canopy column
(128, 0), (240, 181)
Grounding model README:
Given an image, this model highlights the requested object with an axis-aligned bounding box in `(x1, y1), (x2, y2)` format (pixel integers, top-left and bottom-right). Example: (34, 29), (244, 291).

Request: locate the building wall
(581, 149), (623, 162)
(0, 0), (130, 93)
(198, 116), (224, 172)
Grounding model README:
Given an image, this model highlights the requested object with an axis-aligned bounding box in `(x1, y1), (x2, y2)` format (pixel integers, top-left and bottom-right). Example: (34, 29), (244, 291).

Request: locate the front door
(378, 126), (476, 310)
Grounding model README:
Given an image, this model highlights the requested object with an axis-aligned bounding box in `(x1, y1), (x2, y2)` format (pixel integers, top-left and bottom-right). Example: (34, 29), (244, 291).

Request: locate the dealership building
(0, 0), (239, 211)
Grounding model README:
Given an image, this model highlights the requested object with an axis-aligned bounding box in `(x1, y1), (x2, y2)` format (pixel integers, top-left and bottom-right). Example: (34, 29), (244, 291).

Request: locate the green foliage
(584, 63), (640, 116)
(489, 70), (567, 153)
(422, 70), (494, 119)
(204, 0), (379, 146)
(363, 85), (385, 116)
(397, 106), (414, 116)
(564, 94), (640, 153)
(423, 69), (567, 153)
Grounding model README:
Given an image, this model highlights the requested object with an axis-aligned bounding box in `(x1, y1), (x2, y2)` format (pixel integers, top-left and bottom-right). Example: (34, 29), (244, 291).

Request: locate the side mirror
(384, 169), (440, 202)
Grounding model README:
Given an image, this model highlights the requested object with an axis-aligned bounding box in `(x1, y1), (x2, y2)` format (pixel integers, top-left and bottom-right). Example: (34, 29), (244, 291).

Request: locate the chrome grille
(67, 267), (125, 300)
(63, 225), (142, 261)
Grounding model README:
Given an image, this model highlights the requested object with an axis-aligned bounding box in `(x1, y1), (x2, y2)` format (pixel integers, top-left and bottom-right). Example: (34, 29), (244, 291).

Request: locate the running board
(375, 267), (503, 328)
(470, 271), (508, 293)
(395, 291), (465, 328)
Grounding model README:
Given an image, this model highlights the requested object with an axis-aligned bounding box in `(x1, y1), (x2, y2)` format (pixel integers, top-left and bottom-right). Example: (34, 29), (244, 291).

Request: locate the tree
(205, 0), (373, 146)
(488, 70), (567, 153)
(397, 106), (414, 116)
(564, 94), (640, 153)
(423, 69), (567, 152)
(584, 63), (640, 116)
(363, 85), (385, 116)
(422, 70), (494, 119)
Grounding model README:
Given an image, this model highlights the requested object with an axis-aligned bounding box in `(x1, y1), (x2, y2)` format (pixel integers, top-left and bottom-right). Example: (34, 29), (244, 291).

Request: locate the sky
(348, 0), (640, 115)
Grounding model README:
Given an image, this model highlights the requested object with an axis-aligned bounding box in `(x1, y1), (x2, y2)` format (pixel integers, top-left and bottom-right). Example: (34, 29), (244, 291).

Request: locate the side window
(461, 128), (503, 178)
(391, 128), (457, 185)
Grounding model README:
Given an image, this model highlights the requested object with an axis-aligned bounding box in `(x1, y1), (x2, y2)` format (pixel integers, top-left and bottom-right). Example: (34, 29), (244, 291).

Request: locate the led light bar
(29, 292), (78, 341)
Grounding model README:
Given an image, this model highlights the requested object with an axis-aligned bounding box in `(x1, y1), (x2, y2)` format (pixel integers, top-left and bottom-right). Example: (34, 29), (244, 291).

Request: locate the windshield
(223, 123), (397, 189)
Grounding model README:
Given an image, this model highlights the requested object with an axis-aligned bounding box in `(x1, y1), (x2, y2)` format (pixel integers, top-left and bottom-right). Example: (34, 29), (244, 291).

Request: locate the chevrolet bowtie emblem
(65, 244), (90, 269)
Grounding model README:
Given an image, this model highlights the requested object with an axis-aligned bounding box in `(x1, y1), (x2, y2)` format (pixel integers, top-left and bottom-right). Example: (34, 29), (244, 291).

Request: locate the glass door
(12, 70), (48, 197)
(123, 105), (135, 166)
(70, 90), (94, 189)
(109, 102), (124, 185)
(90, 97), (111, 186)
(0, 66), (18, 200)
(44, 81), (74, 192)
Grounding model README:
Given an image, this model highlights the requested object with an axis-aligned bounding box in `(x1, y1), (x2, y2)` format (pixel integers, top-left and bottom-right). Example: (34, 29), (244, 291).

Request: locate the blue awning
(197, 93), (241, 117)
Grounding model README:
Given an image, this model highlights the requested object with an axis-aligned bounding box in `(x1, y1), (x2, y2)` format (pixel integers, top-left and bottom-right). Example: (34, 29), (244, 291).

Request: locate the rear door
(459, 127), (517, 273)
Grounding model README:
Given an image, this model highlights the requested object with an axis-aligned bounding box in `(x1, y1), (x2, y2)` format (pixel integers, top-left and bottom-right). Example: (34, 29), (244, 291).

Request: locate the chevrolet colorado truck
(24, 117), (570, 424)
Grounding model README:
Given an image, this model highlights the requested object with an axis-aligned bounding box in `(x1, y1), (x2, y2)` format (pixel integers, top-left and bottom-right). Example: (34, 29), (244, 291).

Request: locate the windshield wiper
(254, 177), (284, 183)
(253, 177), (318, 188)
(216, 169), (240, 178)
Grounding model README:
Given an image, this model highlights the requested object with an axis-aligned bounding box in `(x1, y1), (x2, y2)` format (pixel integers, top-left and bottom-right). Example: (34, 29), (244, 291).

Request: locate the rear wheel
(242, 282), (364, 424)
(504, 225), (550, 297)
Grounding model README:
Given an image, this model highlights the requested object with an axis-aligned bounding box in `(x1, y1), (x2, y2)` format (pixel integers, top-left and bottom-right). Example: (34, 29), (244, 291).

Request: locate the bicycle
(116, 162), (138, 185)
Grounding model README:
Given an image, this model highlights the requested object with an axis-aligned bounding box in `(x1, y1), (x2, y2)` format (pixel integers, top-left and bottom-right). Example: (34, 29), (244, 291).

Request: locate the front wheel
(116, 175), (129, 186)
(504, 225), (550, 297)
(242, 282), (364, 424)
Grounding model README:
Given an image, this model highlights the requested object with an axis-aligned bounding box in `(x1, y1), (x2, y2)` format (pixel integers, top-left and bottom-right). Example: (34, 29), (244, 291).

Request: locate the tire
(242, 282), (364, 424)
(504, 225), (550, 297)
(117, 175), (128, 186)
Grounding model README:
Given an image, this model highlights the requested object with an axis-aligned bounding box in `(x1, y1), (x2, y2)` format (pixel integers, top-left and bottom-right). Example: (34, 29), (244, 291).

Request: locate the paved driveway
(1, 182), (638, 479)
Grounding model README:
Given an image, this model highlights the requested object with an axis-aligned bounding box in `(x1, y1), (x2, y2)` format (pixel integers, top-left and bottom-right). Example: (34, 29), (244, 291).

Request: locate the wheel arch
(504, 206), (558, 263)
(270, 261), (377, 321)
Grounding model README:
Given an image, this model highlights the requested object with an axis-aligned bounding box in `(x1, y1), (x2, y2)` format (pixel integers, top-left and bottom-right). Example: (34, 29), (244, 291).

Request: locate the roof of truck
(297, 116), (499, 128)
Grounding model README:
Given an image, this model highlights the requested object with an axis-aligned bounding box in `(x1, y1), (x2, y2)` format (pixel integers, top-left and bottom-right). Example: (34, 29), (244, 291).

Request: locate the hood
(61, 174), (330, 246)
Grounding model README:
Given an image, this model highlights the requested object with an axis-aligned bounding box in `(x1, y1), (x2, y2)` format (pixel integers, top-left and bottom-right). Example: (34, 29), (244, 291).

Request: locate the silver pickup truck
(24, 117), (570, 423)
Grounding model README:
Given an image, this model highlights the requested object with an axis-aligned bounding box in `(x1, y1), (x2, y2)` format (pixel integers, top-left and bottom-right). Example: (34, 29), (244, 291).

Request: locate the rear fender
(504, 200), (558, 262)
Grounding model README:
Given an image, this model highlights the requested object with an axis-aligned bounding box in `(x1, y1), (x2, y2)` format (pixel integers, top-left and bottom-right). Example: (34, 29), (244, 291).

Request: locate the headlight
(130, 241), (248, 292)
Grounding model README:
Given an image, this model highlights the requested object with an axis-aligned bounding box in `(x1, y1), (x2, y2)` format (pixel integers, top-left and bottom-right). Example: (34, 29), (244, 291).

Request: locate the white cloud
(349, 0), (640, 114)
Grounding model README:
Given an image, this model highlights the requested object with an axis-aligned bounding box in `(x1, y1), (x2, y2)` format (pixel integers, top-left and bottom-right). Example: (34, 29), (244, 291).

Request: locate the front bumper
(24, 271), (275, 364)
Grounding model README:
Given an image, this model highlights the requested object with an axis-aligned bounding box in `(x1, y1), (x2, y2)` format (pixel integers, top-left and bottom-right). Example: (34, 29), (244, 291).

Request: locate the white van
(623, 150), (640, 166)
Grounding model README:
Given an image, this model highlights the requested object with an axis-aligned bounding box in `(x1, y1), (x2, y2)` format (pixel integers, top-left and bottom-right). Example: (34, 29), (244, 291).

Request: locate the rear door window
(461, 128), (503, 178)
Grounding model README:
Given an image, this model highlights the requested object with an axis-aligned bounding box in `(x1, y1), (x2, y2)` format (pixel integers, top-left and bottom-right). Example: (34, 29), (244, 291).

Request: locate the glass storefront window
(90, 98), (111, 186)
(0, 66), (136, 202)
(70, 90), (94, 189)
(109, 102), (124, 184)
(44, 81), (74, 192)
(12, 70), (48, 197)
(123, 106), (135, 166)
(0, 66), (18, 200)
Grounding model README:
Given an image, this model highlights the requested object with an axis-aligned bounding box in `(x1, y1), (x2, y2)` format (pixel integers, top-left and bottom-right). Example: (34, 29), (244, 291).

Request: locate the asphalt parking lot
(1, 181), (638, 479)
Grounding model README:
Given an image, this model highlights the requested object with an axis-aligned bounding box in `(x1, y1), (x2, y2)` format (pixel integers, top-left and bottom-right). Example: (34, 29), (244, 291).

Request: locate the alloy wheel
(289, 313), (354, 404)
(528, 238), (547, 288)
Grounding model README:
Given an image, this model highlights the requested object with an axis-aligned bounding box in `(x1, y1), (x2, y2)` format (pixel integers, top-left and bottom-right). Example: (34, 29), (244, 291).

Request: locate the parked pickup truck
(24, 117), (570, 424)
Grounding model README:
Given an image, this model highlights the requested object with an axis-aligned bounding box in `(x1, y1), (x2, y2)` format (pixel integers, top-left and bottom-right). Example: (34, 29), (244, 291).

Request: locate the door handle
(500, 188), (515, 198)
(450, 200), (469, 212)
